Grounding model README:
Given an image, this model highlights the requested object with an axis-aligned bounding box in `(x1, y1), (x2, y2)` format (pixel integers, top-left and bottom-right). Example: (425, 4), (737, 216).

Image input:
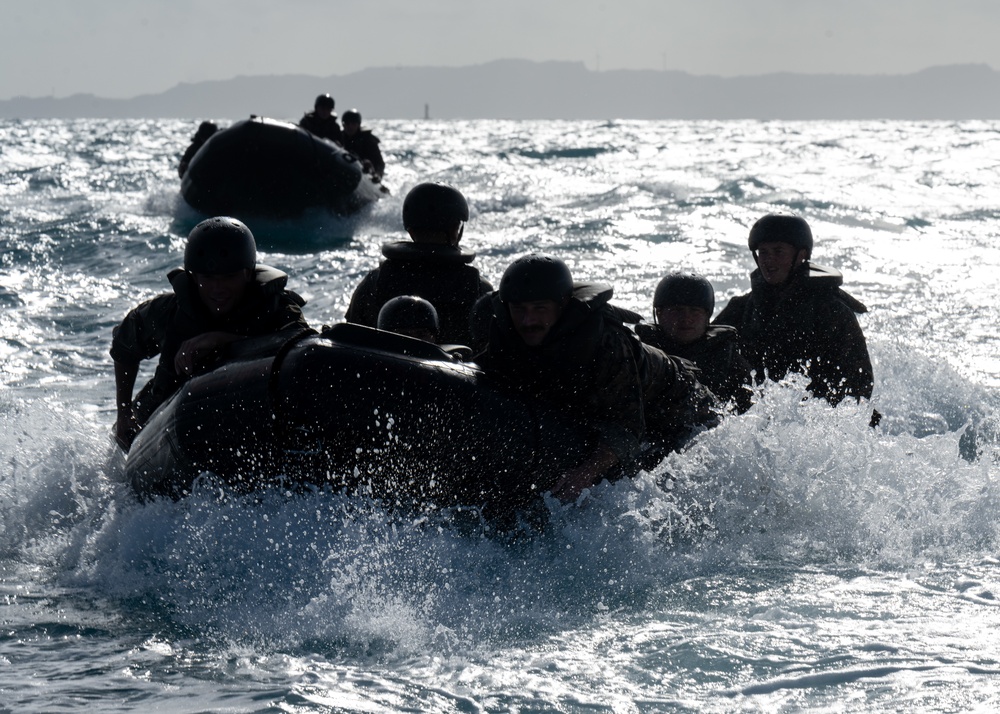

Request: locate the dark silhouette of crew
(345, 183), (493, 349)
(340, 109), (385, 181)
(298, 93), (342, 144)
(713, 213), (876, 416)
(178, 121), (218, 178)
(636, 272), (753, 413)
(110, 217), (308, 451)
(478, 255), (716, 501)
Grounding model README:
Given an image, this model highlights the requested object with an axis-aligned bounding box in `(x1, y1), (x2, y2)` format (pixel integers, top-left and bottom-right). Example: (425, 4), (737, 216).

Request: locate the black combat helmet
(342, 109), (362, 124)
(377, 295), (440, 334)
(402, 183), (470, 232)
(499, 254), (573, 303)
(748, 213), (813, 257)
(184, 217), (257, 274)
(193, 121), (218, 141)
(653, 273), (715, 314)
(314, 93), (335, 110)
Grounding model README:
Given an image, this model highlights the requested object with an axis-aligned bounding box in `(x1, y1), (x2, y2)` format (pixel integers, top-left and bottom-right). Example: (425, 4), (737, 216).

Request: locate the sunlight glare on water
(1, 118), (999, 711)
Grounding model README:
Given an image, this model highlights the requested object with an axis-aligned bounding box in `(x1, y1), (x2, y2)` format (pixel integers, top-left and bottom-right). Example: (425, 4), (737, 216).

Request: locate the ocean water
(2, 117), (1000, 712)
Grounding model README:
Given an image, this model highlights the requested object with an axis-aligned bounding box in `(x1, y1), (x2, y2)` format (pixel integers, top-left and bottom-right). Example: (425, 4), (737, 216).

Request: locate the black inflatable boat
(125, 324), (594, 520)
(179, 117), (384, 219)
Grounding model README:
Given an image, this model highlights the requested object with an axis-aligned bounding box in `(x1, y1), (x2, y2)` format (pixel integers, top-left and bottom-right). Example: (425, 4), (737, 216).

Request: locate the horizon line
(2, 59), (996, 103)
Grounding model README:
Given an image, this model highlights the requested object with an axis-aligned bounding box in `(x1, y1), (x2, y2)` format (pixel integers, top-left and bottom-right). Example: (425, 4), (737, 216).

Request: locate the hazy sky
(2, 0), (997, 100)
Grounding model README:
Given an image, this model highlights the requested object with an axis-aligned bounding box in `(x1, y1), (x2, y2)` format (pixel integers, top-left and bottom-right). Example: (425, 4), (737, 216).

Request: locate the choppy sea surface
(2, 118), (1000, 712)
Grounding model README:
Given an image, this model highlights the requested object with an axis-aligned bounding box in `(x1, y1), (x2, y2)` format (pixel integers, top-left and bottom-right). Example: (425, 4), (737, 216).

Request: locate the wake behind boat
(125, 324), (594, 523)
(179, 116), (385, 219)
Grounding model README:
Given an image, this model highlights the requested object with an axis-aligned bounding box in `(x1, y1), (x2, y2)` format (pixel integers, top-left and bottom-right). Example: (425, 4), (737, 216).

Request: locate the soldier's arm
(727, 348), (756, 413)
(549, 442), (619, 502)
(807, 302), (873, 404)
(830, 307), (874, 401)
(344, 271), (379, 326)
(587, 329), (646, 463)
(368, 137), (386, 177)
(109, 296), (174, 450)
(113, 358), (141, 450)
(109, 296), (171, 365)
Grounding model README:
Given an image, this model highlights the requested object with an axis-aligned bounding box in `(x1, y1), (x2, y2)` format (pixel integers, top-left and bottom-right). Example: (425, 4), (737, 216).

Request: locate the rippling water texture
(2, 119), (1000, 712)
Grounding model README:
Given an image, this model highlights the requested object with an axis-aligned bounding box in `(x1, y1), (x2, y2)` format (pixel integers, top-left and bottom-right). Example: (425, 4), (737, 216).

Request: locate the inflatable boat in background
(180, 117), (385, 219)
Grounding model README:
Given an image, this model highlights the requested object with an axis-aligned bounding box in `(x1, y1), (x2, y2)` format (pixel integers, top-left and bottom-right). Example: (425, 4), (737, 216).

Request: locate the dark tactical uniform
(345, 242), (493, 348)
(298, 112), (342, 144)
(177, 122), (217, 178)
(178, 141), (201, 178)
(111, 265), (308, 426)
(341, 129), (385, 178)
(714, 261), (873, 405)
(635, 323), (754, 413)
(479, 283), (714, 469)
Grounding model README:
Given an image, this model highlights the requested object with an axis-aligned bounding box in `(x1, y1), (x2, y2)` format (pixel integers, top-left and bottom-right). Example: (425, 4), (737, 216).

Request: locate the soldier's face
(194, 270), (252, 316)
(344, 121), (360, 137)
(508, 300), (564, 346)
(755, 241), (807, 285)
(656, 305), (709, 344)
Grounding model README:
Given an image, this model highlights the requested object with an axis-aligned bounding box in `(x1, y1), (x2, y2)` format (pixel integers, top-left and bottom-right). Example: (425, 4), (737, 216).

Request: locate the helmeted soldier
(110, 217), (309, 451)
(340, 109), (385, 180)
(713, 213), (875, 410)
(636, 272), (753, 413)
(479, 254), (715, 501)
(344, 182), (493, 348)
(298, 93), (342, 144)
(377, 295), (440, 344)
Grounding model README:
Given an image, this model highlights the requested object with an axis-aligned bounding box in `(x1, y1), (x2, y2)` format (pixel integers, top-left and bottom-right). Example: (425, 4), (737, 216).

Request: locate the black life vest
(135, 266), (304, 423)
(373, 242), (487, 346)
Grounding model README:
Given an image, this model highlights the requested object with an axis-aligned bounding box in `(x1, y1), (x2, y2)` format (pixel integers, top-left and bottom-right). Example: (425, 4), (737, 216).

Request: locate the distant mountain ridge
(3, 59), (1000, 120)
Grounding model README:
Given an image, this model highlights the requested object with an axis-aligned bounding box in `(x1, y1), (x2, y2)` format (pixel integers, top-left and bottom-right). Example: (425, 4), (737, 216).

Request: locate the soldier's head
(194, 121), (218, 142)
(342, 109), (362, 138)
(314, 93), (335, 118)
(499, 254), (573, 347)
(377, 295), (439, 343)
(748, 213), (812, 286)
(184, 216), (256, 316)
(653, 272), (714, 345)
(402, 182), (469, 247)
